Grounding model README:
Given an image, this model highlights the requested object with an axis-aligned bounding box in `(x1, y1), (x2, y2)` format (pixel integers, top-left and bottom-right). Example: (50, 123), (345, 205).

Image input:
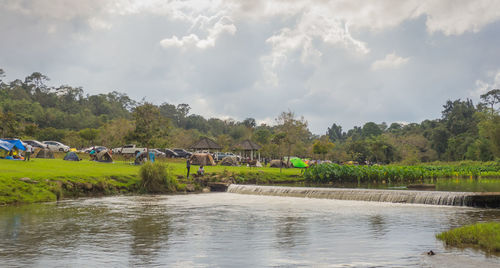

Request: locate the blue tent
(0, 139), (26, 151)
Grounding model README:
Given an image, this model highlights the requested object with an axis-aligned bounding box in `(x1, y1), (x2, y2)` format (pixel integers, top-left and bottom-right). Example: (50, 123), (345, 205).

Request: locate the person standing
(186, 158), (192, 178)
(25, 144), (32, 161)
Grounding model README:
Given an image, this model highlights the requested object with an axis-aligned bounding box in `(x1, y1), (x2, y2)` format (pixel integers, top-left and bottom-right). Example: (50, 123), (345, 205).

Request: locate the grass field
(0, 156), (303, 205)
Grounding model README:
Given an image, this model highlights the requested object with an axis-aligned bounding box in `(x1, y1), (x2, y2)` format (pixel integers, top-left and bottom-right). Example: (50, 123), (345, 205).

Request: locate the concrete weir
(227, 184), (500, 208)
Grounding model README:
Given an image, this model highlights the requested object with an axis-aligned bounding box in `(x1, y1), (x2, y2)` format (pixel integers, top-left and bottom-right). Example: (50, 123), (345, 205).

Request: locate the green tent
(290, 158), (308, 168)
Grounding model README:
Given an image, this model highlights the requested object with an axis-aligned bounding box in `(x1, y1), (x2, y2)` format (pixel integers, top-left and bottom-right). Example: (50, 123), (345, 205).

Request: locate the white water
(228, 184), (476, 206)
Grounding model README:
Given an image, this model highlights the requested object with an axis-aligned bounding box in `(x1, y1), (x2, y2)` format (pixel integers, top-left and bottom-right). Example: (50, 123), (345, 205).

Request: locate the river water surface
(1, 193), (500, 267)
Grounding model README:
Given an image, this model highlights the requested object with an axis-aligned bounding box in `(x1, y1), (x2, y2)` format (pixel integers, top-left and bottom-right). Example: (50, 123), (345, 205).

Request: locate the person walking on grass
(24, 144), (32, 161)
(186, 158), (191, 178)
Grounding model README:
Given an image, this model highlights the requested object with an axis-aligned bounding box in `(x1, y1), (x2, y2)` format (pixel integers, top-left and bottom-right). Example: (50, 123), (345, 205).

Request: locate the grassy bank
(436, 222), (500, 253)
(0, 157), (303, 205)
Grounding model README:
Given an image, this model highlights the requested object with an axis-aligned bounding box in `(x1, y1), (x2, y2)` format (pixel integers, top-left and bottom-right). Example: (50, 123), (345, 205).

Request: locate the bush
(139, 162), (178, 193)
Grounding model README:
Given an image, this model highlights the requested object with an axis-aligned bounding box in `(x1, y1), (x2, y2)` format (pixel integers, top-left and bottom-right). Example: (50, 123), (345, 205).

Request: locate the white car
(43, 141), (70, 152)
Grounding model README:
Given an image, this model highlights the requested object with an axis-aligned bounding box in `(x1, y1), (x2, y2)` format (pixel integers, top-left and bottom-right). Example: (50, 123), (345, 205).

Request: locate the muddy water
(1, 193), (500, 267)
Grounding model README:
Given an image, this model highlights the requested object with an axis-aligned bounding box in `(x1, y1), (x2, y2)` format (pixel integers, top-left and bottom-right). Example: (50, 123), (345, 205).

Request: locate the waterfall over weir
(227, 185), (500, 207)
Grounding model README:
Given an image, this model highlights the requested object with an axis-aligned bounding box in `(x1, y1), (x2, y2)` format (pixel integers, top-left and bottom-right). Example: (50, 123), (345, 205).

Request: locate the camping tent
(290, 158), (308, 168)
(220, 156), (239, 166)
(189, 153), (216, 166)
(0, 139), (26, 151)
(35, 148), (54, 159)
(269, 159), (291, 168)
(96, 151), (113, 162)
(63, 151), (80, 161)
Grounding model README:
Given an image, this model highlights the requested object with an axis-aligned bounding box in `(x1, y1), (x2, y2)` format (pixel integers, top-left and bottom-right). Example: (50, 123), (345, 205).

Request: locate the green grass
(436, 222), (500, 253)
(304, 162), (500, 184)
(0, 157), (303, 205)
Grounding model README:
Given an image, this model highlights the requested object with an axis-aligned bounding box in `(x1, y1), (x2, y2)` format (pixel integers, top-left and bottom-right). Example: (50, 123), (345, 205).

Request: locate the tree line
(1, 68), (499, 163)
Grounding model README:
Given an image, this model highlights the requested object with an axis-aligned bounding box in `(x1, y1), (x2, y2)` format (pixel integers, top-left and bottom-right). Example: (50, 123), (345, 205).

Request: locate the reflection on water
(1, 194), (500, 267)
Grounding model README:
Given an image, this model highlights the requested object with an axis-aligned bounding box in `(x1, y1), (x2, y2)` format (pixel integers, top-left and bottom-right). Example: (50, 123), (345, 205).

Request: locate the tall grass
(436, 222), (500, 253)
(139, 162), (178, 193)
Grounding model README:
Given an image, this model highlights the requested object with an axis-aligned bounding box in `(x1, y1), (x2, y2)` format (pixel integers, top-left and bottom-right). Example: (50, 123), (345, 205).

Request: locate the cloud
(160, 16), (236, 49)
(471, 70), (500, 99)
(371, 53), (410, 71)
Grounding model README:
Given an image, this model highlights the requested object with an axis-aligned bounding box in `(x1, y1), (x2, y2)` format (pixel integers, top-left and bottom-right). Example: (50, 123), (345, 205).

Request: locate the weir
(227, 184), (500, 208)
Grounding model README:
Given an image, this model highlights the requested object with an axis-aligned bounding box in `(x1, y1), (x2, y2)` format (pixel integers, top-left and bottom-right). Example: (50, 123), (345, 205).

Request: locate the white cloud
(371, 53), (410, 71)
(471, 70), (500, 98)
(160, 17), (236, 49)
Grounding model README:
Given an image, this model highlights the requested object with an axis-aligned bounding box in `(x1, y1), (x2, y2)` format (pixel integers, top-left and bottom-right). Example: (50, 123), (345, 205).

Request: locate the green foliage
(436, 222), (500, 253)
(139, 162), (178, 193)
(304, 162), (500, 184)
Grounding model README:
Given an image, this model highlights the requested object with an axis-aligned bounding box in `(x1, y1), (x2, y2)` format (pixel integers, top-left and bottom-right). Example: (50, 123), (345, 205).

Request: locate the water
(1, 194), (500, 267)
(228, 185), (500, 207)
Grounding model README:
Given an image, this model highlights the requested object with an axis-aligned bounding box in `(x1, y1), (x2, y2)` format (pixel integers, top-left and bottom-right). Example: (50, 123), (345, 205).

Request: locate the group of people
(186, 159), (204, 178)
(2, 144), (34, 161)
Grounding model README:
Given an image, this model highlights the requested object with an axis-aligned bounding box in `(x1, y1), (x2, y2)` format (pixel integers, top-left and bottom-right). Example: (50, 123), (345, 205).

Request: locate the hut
(234, 140), (262, 161)
(189, 137), (222, 153)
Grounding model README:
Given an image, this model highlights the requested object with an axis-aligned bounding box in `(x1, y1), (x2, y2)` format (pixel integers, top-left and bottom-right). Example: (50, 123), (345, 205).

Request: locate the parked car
(162, 148), (179, 158)
(149, 149), (166, 158)
(43, 141), (70, 152)
(173, 148), (192, 158)
(24, 140), (47, 149)
(112, 144), (147, 155)
(214, 152), (241, 161)
(82, 146), (108, 153)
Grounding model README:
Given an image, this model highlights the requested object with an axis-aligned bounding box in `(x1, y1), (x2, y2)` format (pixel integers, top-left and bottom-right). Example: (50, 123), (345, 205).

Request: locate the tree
(242, 118), (256, 128)
(327, 123), (343, 142)
(129, 103), (170, 148)
(441, 99), (477, 136)
(362, 122), (382, 138)
(275, 111), (309, 167)
(480, 89), (500, 111)
(79, 128), (100, 145)
(312, 137), (335, 160)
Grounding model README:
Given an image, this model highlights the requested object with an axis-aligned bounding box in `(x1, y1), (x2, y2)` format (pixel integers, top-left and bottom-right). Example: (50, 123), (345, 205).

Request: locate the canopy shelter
(0, 139), (26, 151)
(234, 140), (261, 161)
(63, 151), (80, 161)
(189, 137), (221, 153)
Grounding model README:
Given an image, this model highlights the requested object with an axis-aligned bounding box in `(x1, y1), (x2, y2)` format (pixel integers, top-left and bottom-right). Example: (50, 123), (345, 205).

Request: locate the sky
(1, 0), (500, 134)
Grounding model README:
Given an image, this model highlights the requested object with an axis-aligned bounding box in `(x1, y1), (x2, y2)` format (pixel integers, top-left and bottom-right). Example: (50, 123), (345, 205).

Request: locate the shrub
(139, 162), (178, 193)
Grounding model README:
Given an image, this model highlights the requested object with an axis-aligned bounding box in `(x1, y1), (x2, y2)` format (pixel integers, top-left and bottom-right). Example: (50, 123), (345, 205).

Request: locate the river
(1, 193), (500, 267)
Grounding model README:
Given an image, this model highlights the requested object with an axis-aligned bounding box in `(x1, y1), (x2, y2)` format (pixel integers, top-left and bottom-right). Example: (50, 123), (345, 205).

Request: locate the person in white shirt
(25, 144), (32, 161)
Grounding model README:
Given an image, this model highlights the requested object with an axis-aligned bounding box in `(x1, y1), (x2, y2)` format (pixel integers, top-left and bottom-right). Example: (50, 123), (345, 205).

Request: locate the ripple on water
(0, 193), (499, 267)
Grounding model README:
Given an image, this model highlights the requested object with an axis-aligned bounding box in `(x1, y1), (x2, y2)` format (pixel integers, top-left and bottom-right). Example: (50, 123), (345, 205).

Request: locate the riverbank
(437, 222), (500, 254)
(0, 158), (304, 205)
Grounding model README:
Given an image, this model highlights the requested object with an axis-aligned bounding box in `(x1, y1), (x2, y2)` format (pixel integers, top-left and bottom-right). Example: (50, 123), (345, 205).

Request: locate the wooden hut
(234, 139), (262, 161)
(189, 137), (222, 153)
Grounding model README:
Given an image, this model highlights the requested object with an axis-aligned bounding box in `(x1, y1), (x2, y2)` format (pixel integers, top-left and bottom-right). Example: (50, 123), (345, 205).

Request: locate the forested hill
(1, 69), (499, 163)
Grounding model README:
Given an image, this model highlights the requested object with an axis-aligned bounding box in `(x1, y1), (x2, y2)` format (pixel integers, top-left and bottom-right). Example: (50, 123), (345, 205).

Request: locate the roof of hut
(234, 139), (262, 151)
(189, 137), (222, 150)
